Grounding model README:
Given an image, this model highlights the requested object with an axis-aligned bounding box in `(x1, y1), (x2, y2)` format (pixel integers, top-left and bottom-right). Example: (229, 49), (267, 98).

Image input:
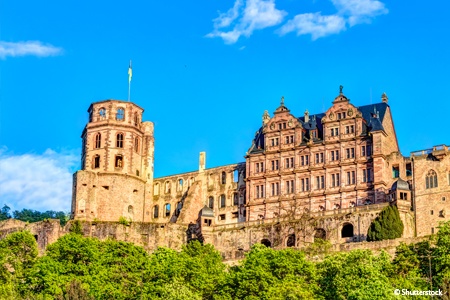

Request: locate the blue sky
(1, 0), (449, 212)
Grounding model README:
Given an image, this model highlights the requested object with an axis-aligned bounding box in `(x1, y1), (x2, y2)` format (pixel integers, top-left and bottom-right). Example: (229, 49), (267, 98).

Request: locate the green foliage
(12, 208), (69, 226)
(69, 220), (83, 235)
(367, 205), (404, 241)
(0, 204), (11, 221)
(303, 238), (332, 257)
(118, 216), (130, 226)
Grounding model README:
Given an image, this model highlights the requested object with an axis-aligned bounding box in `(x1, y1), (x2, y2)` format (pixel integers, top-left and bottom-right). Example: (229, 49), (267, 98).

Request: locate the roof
(200, 206), (214, 217)
(391, 178), (410, 191)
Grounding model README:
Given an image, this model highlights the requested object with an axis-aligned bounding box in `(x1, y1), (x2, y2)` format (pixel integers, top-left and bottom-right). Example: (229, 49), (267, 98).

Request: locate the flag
(128, 60), (132, 83)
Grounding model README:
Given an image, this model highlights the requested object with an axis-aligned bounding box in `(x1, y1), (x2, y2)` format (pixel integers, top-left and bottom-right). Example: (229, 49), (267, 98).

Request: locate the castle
(1, 88), (449, 259)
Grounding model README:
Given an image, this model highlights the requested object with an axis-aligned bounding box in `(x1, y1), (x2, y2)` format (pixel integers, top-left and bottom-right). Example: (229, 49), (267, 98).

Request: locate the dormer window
(337, 112), (346, 120)
(116, 108), (125, 121)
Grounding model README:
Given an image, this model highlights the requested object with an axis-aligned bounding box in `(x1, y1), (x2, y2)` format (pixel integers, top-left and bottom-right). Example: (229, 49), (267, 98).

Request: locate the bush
(367, 205), (404, 241)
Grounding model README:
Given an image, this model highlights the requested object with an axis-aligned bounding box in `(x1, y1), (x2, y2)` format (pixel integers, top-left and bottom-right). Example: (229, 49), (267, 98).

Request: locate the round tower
(72, 99), (155, 222)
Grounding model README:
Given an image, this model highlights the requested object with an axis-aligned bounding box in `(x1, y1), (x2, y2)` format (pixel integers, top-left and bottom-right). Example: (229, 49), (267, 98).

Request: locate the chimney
(304, 110), (310, 123)
(199, 152), (206, 173)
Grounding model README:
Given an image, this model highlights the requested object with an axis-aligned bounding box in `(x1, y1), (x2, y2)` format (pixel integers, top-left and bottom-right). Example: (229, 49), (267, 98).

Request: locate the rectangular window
(219, 214), (226, 221)
(285, 135), (294, 144)
(271, 160), (279, 171)
(361, 146), (366, 157)
(330, 128), (339, 137)
(346, 148), (355, 159)
(406, 163), (412, 177)
(271, 182), (280, 196)
(392, 165), (400, 178)
(270, 138), (279, 146)
(300, 155), (309, 166)
(345, 125), (354, 134)
(315, 153), (324, 163)
(255, 185), (265, 198)
(255, 162), (264, 173)
(347, 171), (356, 185)
(285, 157), (294, 168)
(331, 174), (340, 187)
(301, 178), (310, 191)
(331, 150), (340, 161)
(316, 176), (325, 189)
(286, 180), (294, 194)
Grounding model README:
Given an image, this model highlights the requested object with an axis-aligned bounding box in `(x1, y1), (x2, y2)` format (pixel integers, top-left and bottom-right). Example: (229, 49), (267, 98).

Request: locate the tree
(13, 208), (69, 226)
(367, 205), (403, 241)
(0, 205), (11, 221)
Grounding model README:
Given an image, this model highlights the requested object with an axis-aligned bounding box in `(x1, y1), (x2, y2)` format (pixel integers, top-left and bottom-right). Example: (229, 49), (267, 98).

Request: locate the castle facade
(68, 89), (449, 259)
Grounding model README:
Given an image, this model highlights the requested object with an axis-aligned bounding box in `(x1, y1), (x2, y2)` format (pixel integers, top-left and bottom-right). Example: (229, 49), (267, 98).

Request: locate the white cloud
(332, 0), (388, 26)
(0, 41), (63, 59)
(0, 148), (78, 212)
(279, 13), (346, 40)
(207, 0), (287, 44)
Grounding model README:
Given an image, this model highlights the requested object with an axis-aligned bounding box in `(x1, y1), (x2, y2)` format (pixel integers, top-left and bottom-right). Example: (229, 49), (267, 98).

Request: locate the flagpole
(128, 78), (131, 102)
(128, 60), (132, 102)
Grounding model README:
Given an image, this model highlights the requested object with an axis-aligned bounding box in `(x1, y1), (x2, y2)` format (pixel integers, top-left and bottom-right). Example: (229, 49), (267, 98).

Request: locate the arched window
(94, 133), (101, 149)
(221, 171), (226, 184)
(116, 108), (125, 121)
(115, 155), (123, 168)
(153, 205), (159, 218)
(178, 179), (183, 191)
(426, 170), (438, 189)
(99, 108), (106, 120)
(128, 205), (133, 214)
(165, 203), (171, 217)
(154, 183), (159, 195)
(93, 155), (100, 169)
(116, 133), (124, 148)
(341, 223), (354, 238)
(261, 239), (271, 247)
(165, 181), (171, 194)
(208, 196), (214, 209)
(219, 194), (226, 208)
(286, 234), (296, 247)
(134, 137), (139, 153)
(134, 113), (139, 126)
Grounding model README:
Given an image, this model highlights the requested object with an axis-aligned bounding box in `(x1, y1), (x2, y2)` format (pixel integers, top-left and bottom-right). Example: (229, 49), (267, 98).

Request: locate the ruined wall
(412, 146), (450, 237)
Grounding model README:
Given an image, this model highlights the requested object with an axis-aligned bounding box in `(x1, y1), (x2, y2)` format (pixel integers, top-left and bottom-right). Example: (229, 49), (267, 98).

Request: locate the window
(301, 178), (310, 191)
(331, 173), (340, 187)
(316, 176), (325, 189)
(346, 171), (356, 185)
(99, 108), (106, 120)
(300, 155), (309, 166)
(285, 135), (294, 144)
(337, 112), (346, 120)
(255, 162), (264, 173)
(341, 223), (354, 238)
(255, 185), (265, 198)
(362, 169), (372, 183)
(116, 133), (124, 148)
(426, 170), (438, 189)
(315, 153), (324, 163)
(330, 128), (339, 136)
(116, 108), (125, 121)
(285, 157), (294, 168)
(271, 160), (279, 171)
(115, 155), (123, 168)
(406, 163), (412, 177)
(154, 183), (160, 195)
(93, 155), (100, 169)
(270, 138), (279, 146)
(221, 171), (226, 184)
(233, 170), (239, 182)
(165, 203), (171, 217)
(128, 205), (133, 214)
(94, 133), (101, 149)
(346, 148), (355, 159)
(233, 193), (239, 205)
(330, 150), (340, 161)
(219, 214), (226, 221)
(392, 165), (400, 178)
(134, 137), (139, 153)
(311, 130), (317, 139)
(178, 179), (183, 191)
(400, 192), (408, 200)
(153, 205), (159, 218)
(134, 113), (139, 126)
(271, 182), (280, 196)
(165, 181), (171, 194)
(345, 125), (354, 134)
(208, 196), (214, 209)
(286, 180), (294, 194)
(286, 234), (296, 247)
(219, 194), (226, 208)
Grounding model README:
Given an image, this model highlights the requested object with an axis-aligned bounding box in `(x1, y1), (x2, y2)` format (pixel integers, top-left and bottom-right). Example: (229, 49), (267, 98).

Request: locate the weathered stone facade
(2, 90), (449, 259)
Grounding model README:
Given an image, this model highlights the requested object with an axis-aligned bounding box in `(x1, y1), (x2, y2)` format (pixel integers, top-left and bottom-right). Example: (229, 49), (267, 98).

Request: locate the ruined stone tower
(71, 100), (155, 222)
